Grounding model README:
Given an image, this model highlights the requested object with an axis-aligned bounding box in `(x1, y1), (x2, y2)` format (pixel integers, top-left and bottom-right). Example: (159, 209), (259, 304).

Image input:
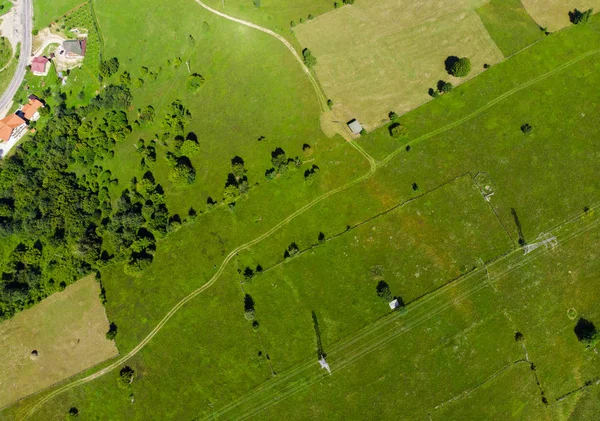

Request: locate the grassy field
(0, 0), (11, 16)
(476, 0), (545, 56)
(295, 0), (504, 129)
(0, 44), (17, 96)
(1, 1), (600, 420)
(0, 37), (12, 69)
(32, 0), (84, 31)
(521, 0), (600, 31)
(0, 275), (117, 409)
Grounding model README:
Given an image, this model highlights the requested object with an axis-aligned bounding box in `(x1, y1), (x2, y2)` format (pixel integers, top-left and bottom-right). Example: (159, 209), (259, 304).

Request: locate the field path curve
(16, 13), (600, 421)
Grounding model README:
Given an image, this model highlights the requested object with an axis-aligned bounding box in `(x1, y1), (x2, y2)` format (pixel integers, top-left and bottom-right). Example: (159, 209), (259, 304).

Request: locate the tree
(284, 242), (300, 259)
(437, 80), (453, 93)
(302, 48), (317, 67)
(106, 322), (118, 340)
(118, 366), (135, 388)
(99, 57), (120, 78)
(570, 8), (593, 25)
(169, 160), (196, 185)
(186, 73), (205, 93)
(223, 185), (241, 205)
(376, 281), (392, 302)
(244, 294), (255, 320)
(179, 139), (200, 157)
(448, 57), (471, 77)
(389, 122), (407, 138)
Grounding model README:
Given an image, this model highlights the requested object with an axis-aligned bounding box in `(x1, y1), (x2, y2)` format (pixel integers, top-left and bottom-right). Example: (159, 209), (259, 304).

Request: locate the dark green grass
(0, 37), (12, 69)
(493, 214), (600, 402)
(32, 0), (84, 30)
(476, 0), (545, 56)
(239, 175), (513, 373)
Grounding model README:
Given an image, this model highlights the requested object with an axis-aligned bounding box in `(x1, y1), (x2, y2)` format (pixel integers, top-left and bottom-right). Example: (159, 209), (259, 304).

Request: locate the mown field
(1, 1), (600, 421)
(521, 0), (600, 31)
(295, 0), (504, 129)
(0, 275), (117, 409)
(476, 0), (545, 56)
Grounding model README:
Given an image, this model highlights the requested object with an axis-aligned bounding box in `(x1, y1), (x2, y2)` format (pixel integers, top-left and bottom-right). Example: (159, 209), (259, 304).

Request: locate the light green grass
(32, 0), (84, 30)
(0, 37), (12, 69)
(0, 43), (17, 94)
(476, 0), (546, 56)
(0, 0), (12, 16)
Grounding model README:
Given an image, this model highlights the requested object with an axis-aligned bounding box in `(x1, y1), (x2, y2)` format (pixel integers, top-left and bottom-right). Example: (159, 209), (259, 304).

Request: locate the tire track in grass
(16, 27), (600, 419)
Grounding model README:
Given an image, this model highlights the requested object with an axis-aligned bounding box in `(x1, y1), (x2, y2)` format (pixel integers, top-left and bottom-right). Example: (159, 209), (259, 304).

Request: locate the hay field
(521, 0), (600, 31)
(295, 0), (504, 129)
(0, 275), (117, 409)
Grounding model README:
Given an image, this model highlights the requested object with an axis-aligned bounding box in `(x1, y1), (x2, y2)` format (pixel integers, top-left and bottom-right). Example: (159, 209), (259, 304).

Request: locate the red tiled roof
(31, 56), (49, 73)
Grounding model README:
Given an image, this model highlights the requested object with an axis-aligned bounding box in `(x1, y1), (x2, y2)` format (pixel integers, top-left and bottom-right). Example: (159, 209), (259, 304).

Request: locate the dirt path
(16, 20), (600, 421)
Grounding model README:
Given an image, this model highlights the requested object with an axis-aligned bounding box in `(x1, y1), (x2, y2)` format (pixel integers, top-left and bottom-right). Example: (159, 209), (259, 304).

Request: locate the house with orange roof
(0, 114), (27, 143)
(17, 95), (45, 122)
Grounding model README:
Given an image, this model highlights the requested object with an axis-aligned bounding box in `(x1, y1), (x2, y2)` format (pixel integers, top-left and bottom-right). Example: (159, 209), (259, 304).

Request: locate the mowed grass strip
(521, 0), (600, 31)
(476, 0), (545, 56)
(295, 0), (504, 128)
(0, 275), (117, 409)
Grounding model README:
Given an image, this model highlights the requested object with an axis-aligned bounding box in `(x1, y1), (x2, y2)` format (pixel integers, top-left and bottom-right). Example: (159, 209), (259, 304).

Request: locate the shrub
(244, 294), (255, 320)
(521, 123), (533, 134)
(302, 48), (317, 67)
(244, 308), (256, 320)
(290, 20), (296, 27)
(327, 99), (333, 109)
(388, 111), (398, 120)
(334, 2), (340, 8)
(284, 242), (300, 259)
(389, 122), (407, 138)
(514, 331), (524, 342)
(412, 182), (419, 191)
(448, 57), (471, 77)
(68, 407), (79, 418)
(437, 80), (453, 93)
(99, 57), (120, 79)
(186, 73), (205, 93)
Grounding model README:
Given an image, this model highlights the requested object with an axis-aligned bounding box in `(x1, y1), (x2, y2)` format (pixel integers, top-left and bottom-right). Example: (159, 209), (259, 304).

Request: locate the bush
(437, 80), (453, 93)
(389, 122), (407, 138)
(244, 294), (255, 320)
(179, 139), (200, 157)
(99, 57), (120, 79)
(284, 242), (300, 259)
(327, 99), (333, 109)
(521, 123), (533, 134)
(388, 111), (398, 120)
(68, 407), (79, 418)
(302, 48), (317, 67)
(449, 57), (471, 77)
(186, 73), (205, 93)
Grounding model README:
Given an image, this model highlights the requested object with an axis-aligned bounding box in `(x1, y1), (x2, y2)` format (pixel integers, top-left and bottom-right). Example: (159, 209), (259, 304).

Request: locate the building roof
(389, 299), (400, 310)
(31, 56), (49, 73)
(20, 97), (44, 120)
(63, 39), (87, 56)
(347, 119), (363, 135)
(0, 114), (26, 142)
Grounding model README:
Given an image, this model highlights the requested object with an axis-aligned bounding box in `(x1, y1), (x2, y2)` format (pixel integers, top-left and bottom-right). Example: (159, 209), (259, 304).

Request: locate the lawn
(476, 0), (545, 56)
(0, 0), (11, 16)
(521, 0), (600, 31)
(294, 0), (504, 129)
(0, 275), (117, 409)
(32, 0), (84, 31)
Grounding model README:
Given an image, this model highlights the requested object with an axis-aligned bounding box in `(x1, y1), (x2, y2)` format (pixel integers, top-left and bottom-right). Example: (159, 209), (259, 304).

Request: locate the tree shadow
(574, 318), (596, 342)
(312, 311), (325, 358)
(231, 155), (245, 166)
(244, 293), (255, 312)
(445, 56), (460, 74)
(511, 208), (526, 246)
(186, 132), (197, 142)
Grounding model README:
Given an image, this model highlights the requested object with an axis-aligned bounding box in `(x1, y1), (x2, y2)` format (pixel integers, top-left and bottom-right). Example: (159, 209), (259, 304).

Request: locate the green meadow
(2, 1), (600, 420)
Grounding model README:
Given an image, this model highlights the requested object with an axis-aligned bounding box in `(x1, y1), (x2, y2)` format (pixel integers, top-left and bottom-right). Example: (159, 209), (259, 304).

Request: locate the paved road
(0, 0), (33, 114)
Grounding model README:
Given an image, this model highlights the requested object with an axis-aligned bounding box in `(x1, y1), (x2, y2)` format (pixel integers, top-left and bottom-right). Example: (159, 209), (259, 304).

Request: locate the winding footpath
(16, 3), (600, 419)
(0, 0), (32, 114)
